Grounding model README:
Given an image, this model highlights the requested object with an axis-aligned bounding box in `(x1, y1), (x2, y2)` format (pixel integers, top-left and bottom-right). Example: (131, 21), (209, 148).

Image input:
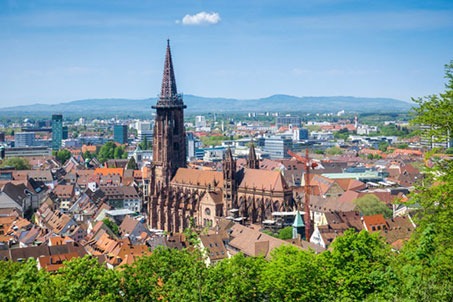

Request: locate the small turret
(246, 142), (260, 169)
(292, 211), (305, 239)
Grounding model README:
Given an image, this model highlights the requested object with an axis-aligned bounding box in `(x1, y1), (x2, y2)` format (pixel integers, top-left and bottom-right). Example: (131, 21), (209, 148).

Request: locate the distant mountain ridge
(0, 94), (413, 114)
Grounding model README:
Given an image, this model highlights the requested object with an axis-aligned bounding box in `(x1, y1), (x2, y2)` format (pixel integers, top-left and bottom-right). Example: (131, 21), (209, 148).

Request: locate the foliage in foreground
(1, 217), (451, 302)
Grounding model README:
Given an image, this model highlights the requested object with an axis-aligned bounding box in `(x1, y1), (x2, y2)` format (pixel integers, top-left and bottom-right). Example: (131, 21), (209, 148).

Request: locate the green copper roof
(293, 211), (304, 227)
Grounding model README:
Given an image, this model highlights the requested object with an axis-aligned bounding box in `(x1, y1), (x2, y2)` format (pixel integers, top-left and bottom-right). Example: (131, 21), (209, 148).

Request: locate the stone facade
(148, 41), (294, 233)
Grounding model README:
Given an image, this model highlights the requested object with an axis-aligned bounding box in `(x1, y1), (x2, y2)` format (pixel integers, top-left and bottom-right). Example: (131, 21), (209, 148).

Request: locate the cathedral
(148, 41), (294, 233)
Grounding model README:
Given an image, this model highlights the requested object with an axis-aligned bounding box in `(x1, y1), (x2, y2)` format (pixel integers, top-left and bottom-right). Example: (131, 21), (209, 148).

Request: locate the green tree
(121, 247), (208, 301)
(53, 256), (121, 301)
(200, 135), (229, 147)
(54, 149), (72, 164)
(353, 194), (393, 218)
(126, 156), (138, 170)
(320, 229), (398, 301)
(139, 136), (152, 150)
(333, 128), (350, 140)
(325, 146), (344, 155)
(260, 245), (328, 301)
(276, 226), (293, 240)
(183, 217), (200, 246)
(98, 141), (126, 163)
(394, 61), (453, 301)
(0, 157), (31, 170)
(395, 143), (409, 149)
(113, 146), (124, 159)
(102, 218), (119, 236)
(0, 259), (53, 301)
(206, 253), (265, 302)
(83, 150), (94, 161)
(98, 141), (116, 163)
(378, 141), (389, 152)
(411, 61), (453, 146)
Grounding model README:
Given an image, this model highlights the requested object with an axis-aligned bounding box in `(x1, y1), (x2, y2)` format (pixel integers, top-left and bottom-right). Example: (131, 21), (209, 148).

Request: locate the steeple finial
(160, 39), (178, 99)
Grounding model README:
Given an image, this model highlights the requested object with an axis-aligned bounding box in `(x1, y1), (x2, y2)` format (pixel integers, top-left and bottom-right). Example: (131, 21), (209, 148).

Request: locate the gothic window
(205, 208), (211, 216)
(174, 120), (179, 134)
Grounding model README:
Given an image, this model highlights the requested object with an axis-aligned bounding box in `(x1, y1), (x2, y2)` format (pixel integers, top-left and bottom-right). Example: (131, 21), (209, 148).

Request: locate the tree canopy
(411, 61), (453, 147)
(354, 194), (393, 218)
(0, 157), (31, 170)
(54, 149), (72, 165)
(97, 141), (127, 163)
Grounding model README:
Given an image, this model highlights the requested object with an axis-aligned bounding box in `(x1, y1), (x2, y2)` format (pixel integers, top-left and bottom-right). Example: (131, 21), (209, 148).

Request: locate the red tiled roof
(94, 168), (124, 177)
(363, 214), (387, 231)
(239, 168), (288, 191)
(172, 168), (223, 188)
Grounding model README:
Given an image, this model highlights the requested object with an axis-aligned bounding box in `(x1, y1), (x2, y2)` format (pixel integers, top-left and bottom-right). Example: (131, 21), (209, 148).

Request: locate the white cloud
(181, 11), (221, 26)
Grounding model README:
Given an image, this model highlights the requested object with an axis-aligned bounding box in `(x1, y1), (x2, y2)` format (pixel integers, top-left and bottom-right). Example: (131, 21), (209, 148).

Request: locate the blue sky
(1, 0), (452, 106)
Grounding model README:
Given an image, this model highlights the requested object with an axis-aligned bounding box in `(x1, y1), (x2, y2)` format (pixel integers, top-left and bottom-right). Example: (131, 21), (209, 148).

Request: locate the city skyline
(1, 0), (452, 106)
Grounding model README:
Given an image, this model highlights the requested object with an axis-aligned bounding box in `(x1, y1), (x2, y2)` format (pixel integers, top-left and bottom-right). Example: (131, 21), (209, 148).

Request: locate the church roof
(172, 168), (223, 188)
(239, 168), (288, 191)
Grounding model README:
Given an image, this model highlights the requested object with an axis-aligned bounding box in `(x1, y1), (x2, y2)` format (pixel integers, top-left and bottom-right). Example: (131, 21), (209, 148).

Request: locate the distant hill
(0, 94), (413, 115)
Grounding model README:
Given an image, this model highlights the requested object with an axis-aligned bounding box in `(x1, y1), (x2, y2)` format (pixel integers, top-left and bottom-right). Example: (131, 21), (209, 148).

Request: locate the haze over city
(1, 0), (453, 107)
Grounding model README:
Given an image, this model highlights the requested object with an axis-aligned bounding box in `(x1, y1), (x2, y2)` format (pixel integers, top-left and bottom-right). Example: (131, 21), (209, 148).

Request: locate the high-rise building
(136, 121), (153, 145)
(62, 126), (69, 140)
(195, 115), (206, 128)
(14, 132), (35, 147)
(264, 136), (293, 159)
(52, 114), (63, 150)
(293, 128), (309, 140)
(114, 124), (128, 144)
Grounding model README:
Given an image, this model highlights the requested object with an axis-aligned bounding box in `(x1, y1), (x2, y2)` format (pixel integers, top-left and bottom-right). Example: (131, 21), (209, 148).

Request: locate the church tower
(152, 40), (187, 184)
(246, 143), (260, 169)
(223, 147), (237, 215)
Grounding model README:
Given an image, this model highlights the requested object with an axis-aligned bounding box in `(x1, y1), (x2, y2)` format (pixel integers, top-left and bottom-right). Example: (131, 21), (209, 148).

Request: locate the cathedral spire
(247, 142), (260, 169)
(160, 39), (178, 99)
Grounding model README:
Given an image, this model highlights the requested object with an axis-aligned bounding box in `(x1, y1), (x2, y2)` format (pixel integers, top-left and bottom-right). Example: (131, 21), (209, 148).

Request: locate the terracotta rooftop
(363, 214), (387, 231)
(228, 223), (299, 258)
(172, 168), (223, 188)
(37, 252), (79, 272)
(199, 233), (228, 261)
(53, 184), (75, 198)
(94, 168), (124, 178)
(239, 168), (288, 191)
